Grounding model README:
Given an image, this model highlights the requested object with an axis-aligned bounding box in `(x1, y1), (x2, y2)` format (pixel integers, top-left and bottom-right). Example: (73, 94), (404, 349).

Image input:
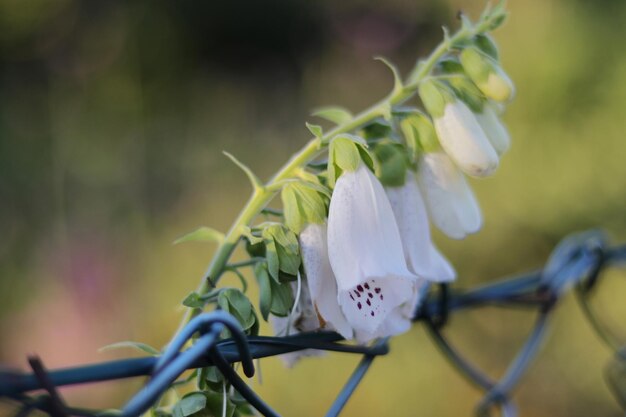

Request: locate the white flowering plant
(166, 1), (513, 415)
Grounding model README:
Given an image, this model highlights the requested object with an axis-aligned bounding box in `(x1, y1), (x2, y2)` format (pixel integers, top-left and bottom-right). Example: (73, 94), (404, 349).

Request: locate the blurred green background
(1, 0), (625, 415)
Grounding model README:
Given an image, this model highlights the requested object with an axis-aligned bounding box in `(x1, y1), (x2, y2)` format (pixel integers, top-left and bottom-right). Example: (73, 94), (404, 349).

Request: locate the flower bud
(417, 152), (482, 239)
(460, 46), (515, 102)
(421, 80), (498, 177)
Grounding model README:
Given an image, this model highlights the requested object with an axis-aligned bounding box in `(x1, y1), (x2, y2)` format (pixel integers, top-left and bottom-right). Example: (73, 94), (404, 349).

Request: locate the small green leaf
(241, 226), (263, 245)
(174, 227), (224, 245)
(179, 392), (207, 417)
(373, 141), (410, 187)
(269, 279), (294, 317)
(374, 56), (403, 95)
(262, 225), (301, 278)
(281, 183), (327, 233)
(99, 341), (160, 356)
(264, 237), (280, 282)
(223, 151), (264, 191)
(205, 391), (236, 417)
(218, 289), (256, 331)
(305, 122), (323, 138)
(182, 291), (205, 309)
(312, 106), (353, 125)
(254, 262), (272, 320)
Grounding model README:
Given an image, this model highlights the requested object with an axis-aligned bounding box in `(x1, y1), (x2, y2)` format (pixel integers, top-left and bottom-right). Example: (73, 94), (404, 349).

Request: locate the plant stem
(176, 13), (501, 332)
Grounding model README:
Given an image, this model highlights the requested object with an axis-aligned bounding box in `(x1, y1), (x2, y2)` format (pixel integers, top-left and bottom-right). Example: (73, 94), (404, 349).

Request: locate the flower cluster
(176, 5), (514, 371)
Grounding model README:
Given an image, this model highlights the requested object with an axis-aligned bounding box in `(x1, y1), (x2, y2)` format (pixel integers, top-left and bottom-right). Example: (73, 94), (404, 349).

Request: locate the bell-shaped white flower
(475, 103), (511, 156)
(434, 100), (499, 178)
(386, 171), (456, 282)
(417, 152), (482, 239)
(327, 164), (420, 343)
(299, 223), (353, 339)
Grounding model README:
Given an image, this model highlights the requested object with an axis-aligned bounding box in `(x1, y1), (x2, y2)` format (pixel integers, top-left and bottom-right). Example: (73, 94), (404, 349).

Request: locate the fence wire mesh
(1, 229), (625, 417)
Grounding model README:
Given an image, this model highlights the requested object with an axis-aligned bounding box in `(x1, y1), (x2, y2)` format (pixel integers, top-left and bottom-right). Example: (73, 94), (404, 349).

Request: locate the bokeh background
(1, 0), (625, 415)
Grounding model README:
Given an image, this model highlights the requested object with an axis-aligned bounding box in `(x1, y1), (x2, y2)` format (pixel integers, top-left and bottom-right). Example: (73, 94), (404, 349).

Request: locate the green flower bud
(418, 79), (456, 119)
(460, 46), (515, 102)
(400, 111), (440, 158)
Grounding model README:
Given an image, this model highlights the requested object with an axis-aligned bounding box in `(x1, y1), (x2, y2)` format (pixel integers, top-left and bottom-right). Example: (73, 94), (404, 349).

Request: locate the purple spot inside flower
(357, 285), (364, 292)
(380, 295), (384, 300)
(357, 302), (362, 310)
(366, 299), (371, 306)
(350, 294), (354, 301)
(368, 292), (373, 299)
(364, 283), (370, 290)
(374, 287), (381, 294)
(371, 311), (375, 317)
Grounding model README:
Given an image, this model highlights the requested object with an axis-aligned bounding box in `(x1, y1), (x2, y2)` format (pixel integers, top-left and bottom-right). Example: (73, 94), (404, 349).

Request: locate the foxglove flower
(419, 80), (499, 178)
(327, 164), (420, 343)
(386, 171), (456, 282)
(417, 152), (482, 239)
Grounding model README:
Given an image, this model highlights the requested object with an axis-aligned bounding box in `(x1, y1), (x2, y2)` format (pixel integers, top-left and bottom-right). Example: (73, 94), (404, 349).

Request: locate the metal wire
(0, 229), (624, 417)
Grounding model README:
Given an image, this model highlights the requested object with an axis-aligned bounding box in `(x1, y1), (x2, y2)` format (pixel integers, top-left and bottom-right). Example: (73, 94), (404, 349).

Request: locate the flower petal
(338, 276), (414, 335)
(386, 171), (456, 282)
(299, 223), (353, 339)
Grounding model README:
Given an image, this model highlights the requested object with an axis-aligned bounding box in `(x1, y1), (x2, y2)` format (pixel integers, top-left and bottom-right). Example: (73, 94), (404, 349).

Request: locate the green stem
(176, 13), (501, 332)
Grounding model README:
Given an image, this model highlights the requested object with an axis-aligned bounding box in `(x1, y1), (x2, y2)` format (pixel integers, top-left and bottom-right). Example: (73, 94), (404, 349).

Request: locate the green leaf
(269, 279), (294, 317)
(281, 183), (327, 233)
(241, 226), (263, 245)
(361, 119), (392, 140)
(312, 106), (353, 125)
(205, 391), (236, 417)
(223, 151), (263, 191)
(305, 122), (323, 138)
(179, 392), (207, 417)
(217, 289), (256, 331)
(263, 225), (301, 276)
(374, 56), (403, 95)
(264, 236), (280, 281)
(254, 262), (272, 321)
(174, 227), (224, 245)
(182, 291), (206, 309)
(373, 141), (410, 187)
(99, 341), (160, 356)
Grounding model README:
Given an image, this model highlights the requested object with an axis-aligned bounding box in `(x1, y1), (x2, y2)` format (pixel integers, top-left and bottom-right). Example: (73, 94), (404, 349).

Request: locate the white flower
(475, 103), (511, 155)
(327, 164), (420, 343)
(434, 100), (499, 177)
(299, 223), (353, 339)
(386, 171), (456, 282)
(417, 152), (482, 239)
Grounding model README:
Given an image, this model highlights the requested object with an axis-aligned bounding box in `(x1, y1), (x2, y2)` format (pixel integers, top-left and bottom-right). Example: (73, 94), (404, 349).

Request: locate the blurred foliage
(0, 0), (625, 416)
